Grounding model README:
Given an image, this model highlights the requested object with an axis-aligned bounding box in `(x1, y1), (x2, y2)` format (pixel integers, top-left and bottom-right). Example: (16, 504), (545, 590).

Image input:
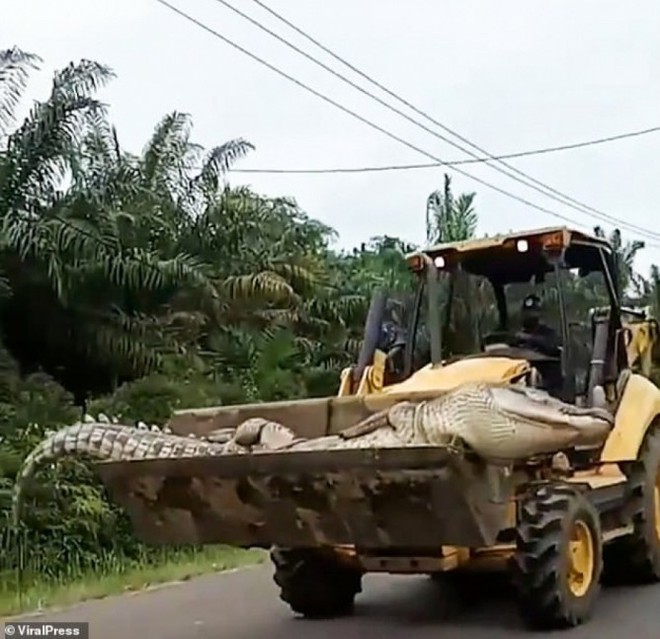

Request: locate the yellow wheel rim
(654, 468), (660, 541)
(567, 520), (594, 597)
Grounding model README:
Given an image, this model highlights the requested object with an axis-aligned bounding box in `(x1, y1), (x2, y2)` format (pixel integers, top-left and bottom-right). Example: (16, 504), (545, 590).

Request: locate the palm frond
(75, 309), (166, 375)
(89, 250), (209, 292)
(51, 59), (114, 102)
(0, 47), (41, 137)
(141, 111), (196, 198)
(0, 271), (11, 300)
(194, 138), (254, 192)
(220, 271), (298, 304)
(268, 260), (322, 293)
(1, 85), (107, 215)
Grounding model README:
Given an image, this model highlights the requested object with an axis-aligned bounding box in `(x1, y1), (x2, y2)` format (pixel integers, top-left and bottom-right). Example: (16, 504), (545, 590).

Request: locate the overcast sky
(5, 0), (660, 273)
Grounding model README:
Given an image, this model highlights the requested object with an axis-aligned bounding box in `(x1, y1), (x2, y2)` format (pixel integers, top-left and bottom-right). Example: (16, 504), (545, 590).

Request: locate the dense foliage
(1, 49), (660, 586)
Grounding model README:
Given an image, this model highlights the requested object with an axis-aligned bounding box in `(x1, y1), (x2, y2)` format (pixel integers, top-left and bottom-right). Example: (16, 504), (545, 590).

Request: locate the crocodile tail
(11, 421), (155, 526)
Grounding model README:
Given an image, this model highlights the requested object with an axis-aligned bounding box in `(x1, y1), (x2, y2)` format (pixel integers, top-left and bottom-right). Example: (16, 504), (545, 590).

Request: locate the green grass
(0, 546), (266, 619)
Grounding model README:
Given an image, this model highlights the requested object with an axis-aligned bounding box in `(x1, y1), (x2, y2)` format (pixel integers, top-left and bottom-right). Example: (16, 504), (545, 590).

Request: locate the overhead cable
(154, 0), (660, 247)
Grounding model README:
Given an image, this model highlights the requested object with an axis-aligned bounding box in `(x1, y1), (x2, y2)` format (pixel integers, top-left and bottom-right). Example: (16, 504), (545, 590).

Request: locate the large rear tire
(603, 425), (660, 584)
(512, 483), (603, 630)
(271, 548), (362, 618)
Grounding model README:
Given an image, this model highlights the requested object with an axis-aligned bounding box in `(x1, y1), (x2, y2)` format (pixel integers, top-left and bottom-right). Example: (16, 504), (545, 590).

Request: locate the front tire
(271, 547), (362, 618)
(512, 483), (603, 630)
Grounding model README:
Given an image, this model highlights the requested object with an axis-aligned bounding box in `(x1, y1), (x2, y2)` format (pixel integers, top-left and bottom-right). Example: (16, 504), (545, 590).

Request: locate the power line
(228, 125), (660, 174)
(239, 0), (660, 243)
(153, 0), (660, 248)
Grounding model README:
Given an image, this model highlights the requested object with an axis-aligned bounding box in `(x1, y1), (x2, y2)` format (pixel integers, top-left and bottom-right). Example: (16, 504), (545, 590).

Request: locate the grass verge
(0, 546), (266, 619)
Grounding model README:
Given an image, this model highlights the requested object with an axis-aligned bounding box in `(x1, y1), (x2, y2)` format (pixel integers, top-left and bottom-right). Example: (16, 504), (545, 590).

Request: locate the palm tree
(593, 226), (645, 300)
(426, 174), (478, 244)
(424, 174), (483, 354)
(0, 50), (234, 400)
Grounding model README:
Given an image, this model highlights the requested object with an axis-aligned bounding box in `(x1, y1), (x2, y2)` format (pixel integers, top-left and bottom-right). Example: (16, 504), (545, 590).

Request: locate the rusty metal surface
(165, 389), (451, 439)
(167, 396), (334, 439)
(97, 447), (514, 550)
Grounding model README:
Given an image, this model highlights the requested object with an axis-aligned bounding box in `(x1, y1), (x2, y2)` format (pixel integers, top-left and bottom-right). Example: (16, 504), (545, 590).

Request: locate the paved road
(5, 565), (659, 638)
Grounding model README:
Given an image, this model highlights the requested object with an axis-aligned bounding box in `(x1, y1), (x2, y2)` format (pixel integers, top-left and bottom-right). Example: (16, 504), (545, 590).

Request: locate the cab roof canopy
(407, 226), (613, 284)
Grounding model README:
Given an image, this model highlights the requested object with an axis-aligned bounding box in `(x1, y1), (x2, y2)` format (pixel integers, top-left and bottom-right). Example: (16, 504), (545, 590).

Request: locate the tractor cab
(345, 226), (628, 410)
(408, 227), (628, 406)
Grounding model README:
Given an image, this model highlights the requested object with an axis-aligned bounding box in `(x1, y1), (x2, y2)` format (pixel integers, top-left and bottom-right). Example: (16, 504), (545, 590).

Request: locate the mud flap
(97, 447), (515, 550)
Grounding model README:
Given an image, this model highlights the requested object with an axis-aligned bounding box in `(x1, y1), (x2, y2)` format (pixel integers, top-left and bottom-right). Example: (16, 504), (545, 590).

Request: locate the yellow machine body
(335, 311), (660, 574)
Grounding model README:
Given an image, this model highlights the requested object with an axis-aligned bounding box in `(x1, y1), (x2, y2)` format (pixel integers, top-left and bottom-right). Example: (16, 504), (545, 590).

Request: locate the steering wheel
(513, 331), (560, 357)
(481, 331), (517, 350)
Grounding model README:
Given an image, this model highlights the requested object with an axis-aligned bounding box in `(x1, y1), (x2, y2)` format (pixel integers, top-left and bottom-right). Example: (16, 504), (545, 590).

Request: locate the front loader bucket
(97, 446), (514, 550)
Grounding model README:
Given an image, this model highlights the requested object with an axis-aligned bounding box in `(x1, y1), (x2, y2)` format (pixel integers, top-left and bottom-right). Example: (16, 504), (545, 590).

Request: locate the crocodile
(11, 382), (613, 526)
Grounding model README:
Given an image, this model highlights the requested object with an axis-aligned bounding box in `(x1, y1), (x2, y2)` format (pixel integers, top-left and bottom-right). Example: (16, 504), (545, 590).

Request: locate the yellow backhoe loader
(16, 226), (660, 631)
